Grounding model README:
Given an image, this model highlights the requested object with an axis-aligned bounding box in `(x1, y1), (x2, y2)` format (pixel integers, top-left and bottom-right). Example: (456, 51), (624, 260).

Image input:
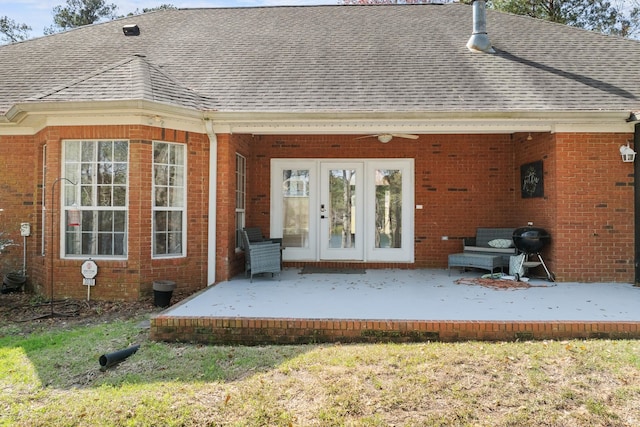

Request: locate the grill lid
(512, 227), (550, 253)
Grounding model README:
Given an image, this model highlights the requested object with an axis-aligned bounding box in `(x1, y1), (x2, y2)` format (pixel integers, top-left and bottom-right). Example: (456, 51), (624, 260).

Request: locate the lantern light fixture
(620, 143), (636, 163)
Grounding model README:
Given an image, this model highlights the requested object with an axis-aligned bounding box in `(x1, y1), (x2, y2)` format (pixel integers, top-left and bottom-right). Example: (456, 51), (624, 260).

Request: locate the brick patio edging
(150, 316), (640, 344)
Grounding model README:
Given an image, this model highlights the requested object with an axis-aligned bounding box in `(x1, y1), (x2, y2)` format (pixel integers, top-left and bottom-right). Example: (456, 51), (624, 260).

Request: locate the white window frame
(235, 153), (246, 251)
(62, 139), (129, 259)
(152, 141), (187, 259)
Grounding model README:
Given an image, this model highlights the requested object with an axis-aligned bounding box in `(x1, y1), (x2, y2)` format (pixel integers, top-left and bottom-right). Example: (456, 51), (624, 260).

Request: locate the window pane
(98, 186), (112, 206)
(114, 141), (128, 162)
(169, 211), (182, 231)
(82, 232), (93, 254)
(375, 169), (402, 249)
(114, 211), (126, 232)
(65, 164), (80, 186)
(282, 169), (309, 248)
(113, 186), (126, 206)
(64, 182), (76, 206)
(80, 186), (91, 206)
(81, 141), (94, 162)
(98, 141), (112, 162)
(114, 233), (125, 255)
(154, 143), (168, 163)
(155, 165), (167, 185)
(171, 145), (184, 165)
(81, 164), (93, 184)
(65, 140), (81, 162)
(155, 187), (167, 207)
(328, 169), (356, 249)
(114, 164), (127, 184)
(98, 211), (113, 232)
(98, 163), (112, 184)
(169, 188), (184, 207)
(98, 233), (113, 255)
(169, 166), (183, 186)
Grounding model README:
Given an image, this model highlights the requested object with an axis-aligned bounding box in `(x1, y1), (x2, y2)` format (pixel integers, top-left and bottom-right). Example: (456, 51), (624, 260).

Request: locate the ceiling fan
(356, 133), (419, 143)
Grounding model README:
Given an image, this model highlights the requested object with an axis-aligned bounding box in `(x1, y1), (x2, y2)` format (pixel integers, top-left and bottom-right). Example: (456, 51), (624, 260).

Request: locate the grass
(2, 317), (640, 426)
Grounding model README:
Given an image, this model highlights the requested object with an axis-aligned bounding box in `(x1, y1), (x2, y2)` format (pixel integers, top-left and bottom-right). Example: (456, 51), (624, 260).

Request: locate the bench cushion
(463, 246), (516, 255)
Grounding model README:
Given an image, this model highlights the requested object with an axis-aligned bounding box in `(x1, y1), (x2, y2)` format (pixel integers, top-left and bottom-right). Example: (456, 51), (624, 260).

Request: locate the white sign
(83, 278), (96, 286)
(81, 259), (98, 279)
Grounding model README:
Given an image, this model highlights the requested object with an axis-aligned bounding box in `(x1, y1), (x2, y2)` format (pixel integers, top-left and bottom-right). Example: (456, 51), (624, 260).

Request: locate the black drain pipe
(99, 344), (140, 371)
(635, 123), (640, 284)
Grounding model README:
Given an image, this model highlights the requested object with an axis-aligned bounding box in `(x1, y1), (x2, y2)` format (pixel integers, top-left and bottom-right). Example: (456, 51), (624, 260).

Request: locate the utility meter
(20, 223), (31, 237)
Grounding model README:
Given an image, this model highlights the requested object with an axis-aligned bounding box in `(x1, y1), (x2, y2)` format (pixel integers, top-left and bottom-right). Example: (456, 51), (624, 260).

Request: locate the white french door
(320, 162), (364, 260)
(271, 159), (414, 263)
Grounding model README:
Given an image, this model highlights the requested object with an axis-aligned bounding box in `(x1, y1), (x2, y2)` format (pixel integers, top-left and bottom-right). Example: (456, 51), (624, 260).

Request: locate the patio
(150, 268), (640, 344)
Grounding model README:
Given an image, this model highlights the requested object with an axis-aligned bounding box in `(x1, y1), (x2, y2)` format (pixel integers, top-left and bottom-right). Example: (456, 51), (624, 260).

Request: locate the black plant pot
(153, 280), (176, 307)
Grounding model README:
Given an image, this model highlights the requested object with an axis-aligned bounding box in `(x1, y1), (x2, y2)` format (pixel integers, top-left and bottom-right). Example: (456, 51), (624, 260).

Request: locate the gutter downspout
(635, 123), (640, 285)
(205, 119), (217, 286)
(466, 0), (495, 53)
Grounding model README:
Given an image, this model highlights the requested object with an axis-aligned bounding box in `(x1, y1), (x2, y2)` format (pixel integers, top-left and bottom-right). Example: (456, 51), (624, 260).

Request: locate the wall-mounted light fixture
(620, 142), (636, 163)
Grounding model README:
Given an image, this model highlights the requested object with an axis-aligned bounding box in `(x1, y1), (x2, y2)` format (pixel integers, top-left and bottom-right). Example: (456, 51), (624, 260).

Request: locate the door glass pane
(282, 170), (309, 248)
(329, 169), (356, 249)
(375, 169), (402, 248)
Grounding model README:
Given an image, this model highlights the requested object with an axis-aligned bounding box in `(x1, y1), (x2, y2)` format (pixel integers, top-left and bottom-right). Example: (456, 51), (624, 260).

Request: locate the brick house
(0, 2), (638, 301)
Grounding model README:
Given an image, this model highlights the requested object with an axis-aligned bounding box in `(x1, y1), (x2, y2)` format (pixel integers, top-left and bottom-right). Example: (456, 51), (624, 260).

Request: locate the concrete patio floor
(150, 268), (640, 344)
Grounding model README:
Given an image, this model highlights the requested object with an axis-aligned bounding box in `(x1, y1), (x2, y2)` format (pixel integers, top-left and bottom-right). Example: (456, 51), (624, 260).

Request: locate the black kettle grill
(512, 226), (555, 281)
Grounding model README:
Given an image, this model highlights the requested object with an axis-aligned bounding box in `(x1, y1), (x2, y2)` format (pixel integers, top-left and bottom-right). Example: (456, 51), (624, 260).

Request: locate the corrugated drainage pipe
(99, 344), (140, 371)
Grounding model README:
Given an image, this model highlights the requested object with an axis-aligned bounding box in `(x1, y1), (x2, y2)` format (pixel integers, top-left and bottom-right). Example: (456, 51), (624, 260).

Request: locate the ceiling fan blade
(355, 135), (376, 140)
(391, 133), (419, 140)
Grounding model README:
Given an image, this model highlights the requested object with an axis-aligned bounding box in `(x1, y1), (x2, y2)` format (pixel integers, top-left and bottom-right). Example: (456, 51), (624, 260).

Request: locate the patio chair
(241, 230), (282, 282)
(242, 227), (282, 247)
(243, 226), (283, 268)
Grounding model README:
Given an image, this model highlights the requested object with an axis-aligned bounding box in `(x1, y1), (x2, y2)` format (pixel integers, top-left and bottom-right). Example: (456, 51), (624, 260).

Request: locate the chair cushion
(488, 238), (513, 249)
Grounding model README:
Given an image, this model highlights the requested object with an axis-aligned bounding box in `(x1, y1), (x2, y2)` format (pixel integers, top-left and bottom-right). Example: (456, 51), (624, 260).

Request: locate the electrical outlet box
(20, 222), (31, 237)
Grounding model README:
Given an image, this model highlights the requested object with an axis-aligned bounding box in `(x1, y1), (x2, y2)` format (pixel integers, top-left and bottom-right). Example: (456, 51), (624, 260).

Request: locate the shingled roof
(1, 3), (639, 116)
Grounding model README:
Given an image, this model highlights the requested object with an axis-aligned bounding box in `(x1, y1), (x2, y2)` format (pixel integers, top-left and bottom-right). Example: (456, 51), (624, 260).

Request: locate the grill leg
(535, 253), (555, 282)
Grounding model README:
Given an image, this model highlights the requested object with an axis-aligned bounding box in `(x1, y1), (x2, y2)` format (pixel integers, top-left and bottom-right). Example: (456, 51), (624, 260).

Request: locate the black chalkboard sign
(521, 160), (544, 198)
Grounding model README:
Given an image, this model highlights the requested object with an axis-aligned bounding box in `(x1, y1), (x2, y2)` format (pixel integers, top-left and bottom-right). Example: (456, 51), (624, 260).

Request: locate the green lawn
(2, 316), (640, 426)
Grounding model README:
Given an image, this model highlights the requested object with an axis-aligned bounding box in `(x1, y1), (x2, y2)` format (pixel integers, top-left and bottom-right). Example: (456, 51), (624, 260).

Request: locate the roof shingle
(0, 4), (638, 115)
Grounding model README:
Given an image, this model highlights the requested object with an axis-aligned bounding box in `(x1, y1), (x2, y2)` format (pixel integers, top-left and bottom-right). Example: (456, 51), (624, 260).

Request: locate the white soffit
(0, 103), (636, 136)
(208, 111), (636, 135)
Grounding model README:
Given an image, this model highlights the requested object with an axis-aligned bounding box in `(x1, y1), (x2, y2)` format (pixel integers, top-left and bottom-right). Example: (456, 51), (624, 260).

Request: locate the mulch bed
(0, 290), (189, 334)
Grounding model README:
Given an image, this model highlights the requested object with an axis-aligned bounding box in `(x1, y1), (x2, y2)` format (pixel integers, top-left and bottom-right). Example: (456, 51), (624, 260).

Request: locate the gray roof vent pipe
(466, 0), (494, 53)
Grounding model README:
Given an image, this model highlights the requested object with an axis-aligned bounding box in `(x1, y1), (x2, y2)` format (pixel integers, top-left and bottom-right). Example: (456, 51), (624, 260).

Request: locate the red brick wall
(249, 134), (517, 269)
(1, 126), (210, 301)
(0, 127), (635, 302)
(508, 131), (633, 282)
(553, 133), (634, 282)
(215, 134), (253, 282)
(245, 132), (635, 282)
(0, 134), (42, 277)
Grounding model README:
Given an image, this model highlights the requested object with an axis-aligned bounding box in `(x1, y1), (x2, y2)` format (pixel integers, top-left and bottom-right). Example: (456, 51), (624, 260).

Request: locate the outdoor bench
(448, 227), (517, 275)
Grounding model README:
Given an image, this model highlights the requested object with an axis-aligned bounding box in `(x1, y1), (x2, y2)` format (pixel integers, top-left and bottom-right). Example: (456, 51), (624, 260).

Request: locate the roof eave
(0, 101), (636, 136)
(206, 110), (637, 135)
